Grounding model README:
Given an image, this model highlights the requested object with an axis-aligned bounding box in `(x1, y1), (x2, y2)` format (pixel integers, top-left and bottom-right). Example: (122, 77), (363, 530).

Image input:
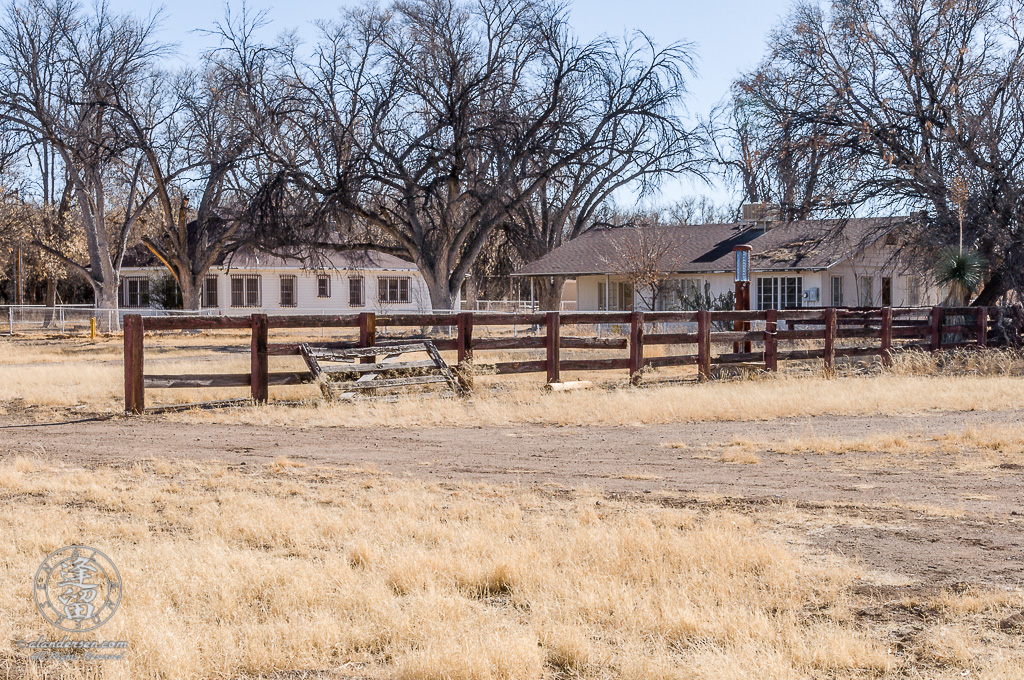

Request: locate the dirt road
(3, 407), (1024, 589)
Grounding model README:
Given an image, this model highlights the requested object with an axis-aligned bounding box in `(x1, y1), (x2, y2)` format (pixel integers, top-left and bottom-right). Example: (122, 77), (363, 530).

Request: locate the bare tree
(236, 0), (665, 310)
(133, 43), (261, 310)
(506, 33), (704, 311)
(598, 214), (676, 311)
(707, 75), (865, 221)
(0, 0), (166, 324)
(740, 0), (1024, 303)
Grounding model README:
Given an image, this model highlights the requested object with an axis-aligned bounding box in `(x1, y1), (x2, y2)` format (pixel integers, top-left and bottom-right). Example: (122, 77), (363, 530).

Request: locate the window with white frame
(830, 276), (844, 306)
(378, 276), (410, 304)
(120, 276), (150, 308)
(202, 275), (218, 308)
(756, 276), (802, 310)
(859, 276), (873, 307)
(597, 280), (634, 311)
(317, 275), (331, 298)
(348, 276), (364, 307)
(231, 275), (261, 308)
(280, 276), (297, 307)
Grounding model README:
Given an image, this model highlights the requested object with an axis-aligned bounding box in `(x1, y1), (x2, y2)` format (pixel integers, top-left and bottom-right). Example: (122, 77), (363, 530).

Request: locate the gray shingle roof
(513, 217), (907, 277)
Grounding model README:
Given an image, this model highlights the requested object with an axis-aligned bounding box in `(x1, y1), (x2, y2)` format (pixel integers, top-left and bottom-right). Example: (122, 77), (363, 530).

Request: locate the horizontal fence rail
(122, 305), (999, 413)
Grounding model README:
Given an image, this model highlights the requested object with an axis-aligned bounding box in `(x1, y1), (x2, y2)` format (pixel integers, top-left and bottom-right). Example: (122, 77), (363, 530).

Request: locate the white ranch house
(515, 215), (945, 311)
(119, 249), (436, 314)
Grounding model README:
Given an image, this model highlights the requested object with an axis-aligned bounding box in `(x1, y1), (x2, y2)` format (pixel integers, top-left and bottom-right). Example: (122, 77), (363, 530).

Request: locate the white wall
(574, 259), (941, 312)
(121, 266), (437, 313)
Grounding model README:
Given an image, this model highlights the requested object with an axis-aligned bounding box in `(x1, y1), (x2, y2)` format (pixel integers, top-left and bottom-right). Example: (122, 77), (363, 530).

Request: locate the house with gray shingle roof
(514, 214), (944, 311)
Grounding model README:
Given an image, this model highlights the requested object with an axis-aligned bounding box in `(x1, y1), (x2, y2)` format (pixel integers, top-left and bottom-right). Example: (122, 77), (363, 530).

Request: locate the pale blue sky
(109, 0), (796, 205)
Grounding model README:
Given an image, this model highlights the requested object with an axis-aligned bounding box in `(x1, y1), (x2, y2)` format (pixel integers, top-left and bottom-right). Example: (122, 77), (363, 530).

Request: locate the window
(756, 276), (802, 310)
(348, 276), (364, 307)
(660, 278), (703, 310)
(280, 276), (297, 307)
(907, 277), (922, 306)
(597, 281), (634, 311)
(120, 276), (150, 308)
(378, 276), (410, 304)
(881, 277), (892, 307)
(859, 276), (873, 307)
(830, 276), (844, 306)
(202, 275), (218, 308)
(317, 275), (331, 299)
(231, 275), (262, 308)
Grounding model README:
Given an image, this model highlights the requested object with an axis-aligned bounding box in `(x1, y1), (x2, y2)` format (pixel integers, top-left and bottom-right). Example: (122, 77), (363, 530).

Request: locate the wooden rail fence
(123, 305), (995, 413)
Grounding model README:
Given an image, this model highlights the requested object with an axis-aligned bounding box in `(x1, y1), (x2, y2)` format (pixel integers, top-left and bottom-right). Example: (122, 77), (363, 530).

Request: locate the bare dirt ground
(4, 406), (1024, 593)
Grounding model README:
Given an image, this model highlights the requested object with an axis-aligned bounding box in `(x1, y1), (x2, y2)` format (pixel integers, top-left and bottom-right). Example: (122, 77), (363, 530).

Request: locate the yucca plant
(935, 247), (987, 306)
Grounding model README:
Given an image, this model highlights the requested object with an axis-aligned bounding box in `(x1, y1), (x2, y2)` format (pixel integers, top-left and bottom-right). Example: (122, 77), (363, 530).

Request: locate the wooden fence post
(457, 311), (474, 391)
(123, 314), (145, 414)
(250, 313), (269, 403)
(697, 309), (711, 381)
(880, 306), (893, 366)
(359, 312), (376, 364)
(764, 309), (778, 372)
(545, 311), (560, 384)
(930, 306), (943, 352)
(823, 307), (837, 373)
(629, 311), (644, 385)
(976, 306), (988, 348)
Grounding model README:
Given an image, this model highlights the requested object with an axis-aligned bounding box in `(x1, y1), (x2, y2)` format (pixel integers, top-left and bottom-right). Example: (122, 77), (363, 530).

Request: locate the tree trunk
(181, 276), (202, 312)
(535, 276), (566, 311)
(463, 275), (480, 310)
(94, 282), (120, 332)
(973, 270), (1005, 307)
(420, 266), (459, 311)
(42, 278), (58, 328)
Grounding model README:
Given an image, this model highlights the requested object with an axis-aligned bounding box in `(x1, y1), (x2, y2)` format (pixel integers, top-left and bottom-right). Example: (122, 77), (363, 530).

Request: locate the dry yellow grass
(0, 457), (1021, 679)
(743, 425), (1024, 472)
(5, 336), (1024, 425)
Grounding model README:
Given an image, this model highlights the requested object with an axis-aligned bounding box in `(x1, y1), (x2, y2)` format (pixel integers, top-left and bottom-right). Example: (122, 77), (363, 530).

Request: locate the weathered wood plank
(342, 375), (450, 390)
(146, 372), (309, 388)
(643, 332), (699, 345)
(629, 311), (644, 385)
(323, 360), (439, 374)
(559, 312), (632, 325)
(143, 316), (251, 331)
(473, 337), (547, 350)
(714, 351), (764, 364)
(697, 309), (711, 381)
(309, 342), (428, 359)
(268, 315), (361, 328)
(823, 308), (837, 371)
(642, 354), (699, 368)
(709, 330), (765, 343)
(250, 314), (269, 403)
(124, 314), (145, 413)
(491, 360), (547, 374)
(774, 329), (826, 341)
(146, 373), (251, 388)
(546, 312), (561, 383)
(472, 313), (548, 325)
(375, 314), (458, 327)
(641, 311), (699, 323)
(764, 309), (778, 372)
(560, 358), (631, 372)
